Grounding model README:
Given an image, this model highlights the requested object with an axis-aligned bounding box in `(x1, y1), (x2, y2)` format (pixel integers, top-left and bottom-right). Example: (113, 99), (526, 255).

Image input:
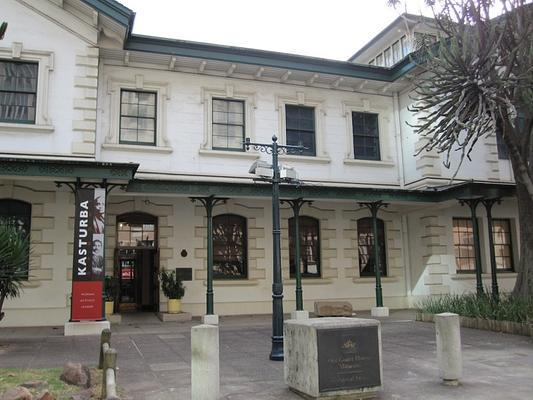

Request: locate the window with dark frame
(0, 60), (38, 124)
(289, 216), (321, 278)
(213, 214), (247, 279)
(0, 199), (31, 280)
(352, 112), (380, 161)
(285, 105), (316, 156)
(357, 217), (387, 277)
(492, 219), (514, 271)
(452, 218), (477, 272)
(120, 89), (157, 145)
(212, 98), (245, 151)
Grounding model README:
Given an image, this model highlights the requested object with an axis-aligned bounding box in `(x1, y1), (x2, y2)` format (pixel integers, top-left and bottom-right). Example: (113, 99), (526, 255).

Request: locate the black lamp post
(281, 198), (312, 311)
(359, 201), (388, 308)
(190, 196), (227, 315)
(459, 197), (484, 295)
(481, 198), (501, 301)
(245, 135), (303, 361)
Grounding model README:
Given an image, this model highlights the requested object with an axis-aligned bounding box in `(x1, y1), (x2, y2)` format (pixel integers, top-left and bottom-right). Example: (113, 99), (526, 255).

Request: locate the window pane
(492, 219), (514, 271)
(120, 90), (157, 146)
(453, 218), (477, 272)
(0, 200), (31, 279)
(353, 112), (380, 160)
(0, 61), (38, 123)
(211, 99), (245, 151)
(289, 216), (321, 278)
(357, 218), (386, 277)
(213, 214), (247, 279)
(285, 105), (316, 156)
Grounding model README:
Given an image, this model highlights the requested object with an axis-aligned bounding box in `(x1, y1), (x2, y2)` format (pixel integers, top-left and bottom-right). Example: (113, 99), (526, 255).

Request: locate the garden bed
(416, 312), (533, 336)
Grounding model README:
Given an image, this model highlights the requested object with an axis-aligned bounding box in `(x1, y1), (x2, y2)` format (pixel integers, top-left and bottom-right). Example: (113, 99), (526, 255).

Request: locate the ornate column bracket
(280, 198), (313, 311)
(190, 195), (228, 315)
(481, 197), (502, 300)
(358, 201), (389, 308)
(458, 197), (484, 295)
(55, 178), (126, 195)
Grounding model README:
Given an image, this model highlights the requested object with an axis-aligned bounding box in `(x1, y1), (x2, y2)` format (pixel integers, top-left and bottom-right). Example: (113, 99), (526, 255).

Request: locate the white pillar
(191, 324), (219, 400)
(435, 312), (462, 385)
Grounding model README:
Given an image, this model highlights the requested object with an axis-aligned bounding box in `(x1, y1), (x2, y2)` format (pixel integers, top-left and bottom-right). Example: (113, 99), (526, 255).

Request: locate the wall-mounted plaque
(175, 267), (192, 281)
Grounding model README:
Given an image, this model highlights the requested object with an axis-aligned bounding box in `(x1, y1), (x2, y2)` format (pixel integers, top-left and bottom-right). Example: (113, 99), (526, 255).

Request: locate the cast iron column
(281, 198), (312, 311)
(359, 201), (388, 308)
(459, 198), (484, 295)
(190, 196), (227, 315)
(481, 198), (501, 301)
(245, 135), (303, 361)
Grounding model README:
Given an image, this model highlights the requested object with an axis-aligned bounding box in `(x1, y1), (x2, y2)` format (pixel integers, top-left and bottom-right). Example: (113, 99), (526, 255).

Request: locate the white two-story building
(0, 0), (518, 327)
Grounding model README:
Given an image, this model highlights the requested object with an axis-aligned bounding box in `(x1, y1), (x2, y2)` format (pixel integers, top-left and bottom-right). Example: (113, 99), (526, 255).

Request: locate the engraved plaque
(175, 267), (192, 281)
(317, 325), (380, 392)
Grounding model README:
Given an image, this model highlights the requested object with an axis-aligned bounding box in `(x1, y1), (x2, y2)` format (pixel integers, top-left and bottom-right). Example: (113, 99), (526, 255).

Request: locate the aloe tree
(0, 221), (30, 321)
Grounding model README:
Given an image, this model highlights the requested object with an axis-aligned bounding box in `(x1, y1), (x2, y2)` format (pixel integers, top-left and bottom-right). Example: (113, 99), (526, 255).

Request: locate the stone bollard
(99, 329), (112, 369)
(102, 348), (118, 399)
(191, 324), (219, 400)
(435, 312), (462, 385)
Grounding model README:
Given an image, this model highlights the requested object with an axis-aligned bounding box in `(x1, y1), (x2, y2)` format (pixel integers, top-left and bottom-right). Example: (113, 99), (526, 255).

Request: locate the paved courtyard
(1, 309), (532, 399)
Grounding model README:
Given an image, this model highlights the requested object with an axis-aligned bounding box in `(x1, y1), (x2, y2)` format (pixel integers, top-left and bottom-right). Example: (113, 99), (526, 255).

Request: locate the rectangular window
(492, 219), (514, 271)
(453, 218), (476, 273)
(392, 41), (401, 63)
(119, 90), (157, 145)
(285, 105), (316, 156)
(0, 200), (31, 280)
(0, 60), (38, 124)
(352, 112), (380, 161)
(212, 98), (245, 151)
(384, 48), (392, 66)
(289, 216), (321, 278)
(357, 218), (387, 277)
(376, 54), (384, 66)
(369, 59), (375, 66)
(495, 120), (509, 160)
(401, 36), (410, 57)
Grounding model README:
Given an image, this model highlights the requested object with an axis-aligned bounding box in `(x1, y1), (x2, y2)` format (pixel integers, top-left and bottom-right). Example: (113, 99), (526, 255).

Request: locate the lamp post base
(269, 336), (284, 361)
(371, 306), (389, 317)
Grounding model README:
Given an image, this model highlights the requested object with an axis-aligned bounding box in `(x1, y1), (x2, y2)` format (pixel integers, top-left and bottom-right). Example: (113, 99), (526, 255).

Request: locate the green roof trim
(0, 158), (139, 181)
(125, 35), (403, 82)
(81, 0), (135, 37)
(126, 179), (515, 203)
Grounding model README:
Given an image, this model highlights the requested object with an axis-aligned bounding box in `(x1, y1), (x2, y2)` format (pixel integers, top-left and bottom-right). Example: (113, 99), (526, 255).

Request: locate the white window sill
(0, 123), (54, 134)
(352, 276), (399, 283)
(102, 143), (173, 154)
(199, 148), (259, 159)
(209, 279), (260, 287)
(285, 278), (333, 285)
(343, 159), (395, 168)
(279, 154), (331, 164)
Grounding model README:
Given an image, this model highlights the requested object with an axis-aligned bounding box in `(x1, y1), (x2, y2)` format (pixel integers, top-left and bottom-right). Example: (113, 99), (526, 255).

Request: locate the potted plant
(160, 269), (185, 314)
(0, 222), (30, 322)
(104, 275), (119, 315)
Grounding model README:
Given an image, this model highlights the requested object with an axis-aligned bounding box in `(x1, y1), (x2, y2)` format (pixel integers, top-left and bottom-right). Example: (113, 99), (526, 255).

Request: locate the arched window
(213, 214), (247, 279)
(289, 216), (320, 278)
(357, 217), (387, 277)
(0, 199), (31, 279)
(116, 212), (157, 248)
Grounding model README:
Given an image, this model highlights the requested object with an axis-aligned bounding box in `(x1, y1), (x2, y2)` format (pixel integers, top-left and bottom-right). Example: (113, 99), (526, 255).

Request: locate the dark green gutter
(126, 179), (515, 203)
(125, 35), (401, 82)
(0, 158), (138, 180)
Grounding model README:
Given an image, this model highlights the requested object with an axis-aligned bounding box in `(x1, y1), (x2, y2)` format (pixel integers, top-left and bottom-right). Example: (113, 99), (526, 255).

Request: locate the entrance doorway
(115, 212), (159, 312)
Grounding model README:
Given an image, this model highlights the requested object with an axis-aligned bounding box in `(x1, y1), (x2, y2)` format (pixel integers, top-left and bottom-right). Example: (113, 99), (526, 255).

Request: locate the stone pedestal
(202, 314), (219, 325)
(435, 312), (462, 385)
(291, 310), (309, 320)
(371, 307), (389, 317)
(157, 312), (192, 322)
(64, 320), (110, 336)
(284, 317), (382, 399)
(191, 324), (219, 400)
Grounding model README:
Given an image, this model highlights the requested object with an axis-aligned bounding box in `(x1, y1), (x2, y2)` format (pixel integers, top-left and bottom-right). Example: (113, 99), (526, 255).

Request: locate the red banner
(70, 187), (106, 321)
(71, 281), (103, 321)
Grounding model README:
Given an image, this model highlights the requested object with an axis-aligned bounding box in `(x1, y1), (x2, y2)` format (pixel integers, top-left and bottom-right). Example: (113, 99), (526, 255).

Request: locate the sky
(118, 0), (434, 61)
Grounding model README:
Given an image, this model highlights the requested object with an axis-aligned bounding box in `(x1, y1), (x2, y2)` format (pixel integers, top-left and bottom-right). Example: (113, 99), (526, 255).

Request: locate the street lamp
(245, 135), (303, 361)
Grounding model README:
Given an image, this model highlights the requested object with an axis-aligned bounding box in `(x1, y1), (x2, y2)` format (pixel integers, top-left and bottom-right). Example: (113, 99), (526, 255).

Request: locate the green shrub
(417, 293), (533, 323)
(160, 270), (185, 299)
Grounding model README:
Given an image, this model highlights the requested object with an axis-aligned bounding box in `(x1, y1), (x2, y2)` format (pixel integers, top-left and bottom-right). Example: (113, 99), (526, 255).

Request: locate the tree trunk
(512, 182), (533, 296)
(0, 294), (5, 321)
